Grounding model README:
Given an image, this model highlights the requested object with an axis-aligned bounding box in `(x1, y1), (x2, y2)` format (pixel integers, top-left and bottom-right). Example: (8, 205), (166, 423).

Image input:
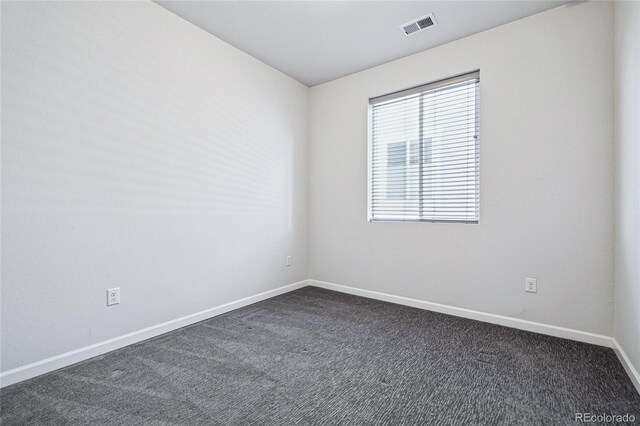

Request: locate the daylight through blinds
(368, 71), (480, 223)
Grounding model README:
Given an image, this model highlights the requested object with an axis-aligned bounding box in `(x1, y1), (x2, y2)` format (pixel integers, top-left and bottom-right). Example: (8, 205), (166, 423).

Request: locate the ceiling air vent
(400, 13), (437, 36)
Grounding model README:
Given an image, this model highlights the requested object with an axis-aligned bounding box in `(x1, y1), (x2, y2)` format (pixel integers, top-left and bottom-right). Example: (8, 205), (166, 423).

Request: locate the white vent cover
(400, 13), (437, 36)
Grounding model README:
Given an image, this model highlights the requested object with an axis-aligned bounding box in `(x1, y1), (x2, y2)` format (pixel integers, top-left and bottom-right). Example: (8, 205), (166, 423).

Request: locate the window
(368, 71), (480, 223)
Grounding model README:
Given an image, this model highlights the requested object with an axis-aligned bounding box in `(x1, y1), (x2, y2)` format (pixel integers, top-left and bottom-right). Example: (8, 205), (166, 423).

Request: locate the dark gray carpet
(1, 287), (639, 425)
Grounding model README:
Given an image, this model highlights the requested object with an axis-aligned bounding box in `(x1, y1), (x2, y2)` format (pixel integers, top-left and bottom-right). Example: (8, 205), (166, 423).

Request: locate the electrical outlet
(286, 255), (292, 267)
(525, 278), (537, 293)
(107, 288), (120, 306)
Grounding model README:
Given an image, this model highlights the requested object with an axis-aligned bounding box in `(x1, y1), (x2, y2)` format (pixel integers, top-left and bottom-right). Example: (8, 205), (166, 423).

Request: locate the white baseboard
(0, 280), (309, 388)
(613, 339), (640, 395)
(309, 279), (614, 348)
(4, 278), (635, 395)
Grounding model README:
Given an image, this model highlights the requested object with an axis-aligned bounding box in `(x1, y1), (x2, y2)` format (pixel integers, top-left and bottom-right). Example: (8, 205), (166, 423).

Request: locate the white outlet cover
(286, 255), (292, 266)
(525, 278), (537, 293)
(107, 288), (120, 306)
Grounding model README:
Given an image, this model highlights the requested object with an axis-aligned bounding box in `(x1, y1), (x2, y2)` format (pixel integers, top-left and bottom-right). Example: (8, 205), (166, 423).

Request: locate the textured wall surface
(309, 2), (615, 335)
(1, 1), (309, 371)
(614, 0), (640, 380)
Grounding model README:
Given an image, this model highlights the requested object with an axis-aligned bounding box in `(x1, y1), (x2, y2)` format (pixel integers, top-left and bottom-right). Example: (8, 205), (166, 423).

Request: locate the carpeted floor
(1, 286), (639, 425)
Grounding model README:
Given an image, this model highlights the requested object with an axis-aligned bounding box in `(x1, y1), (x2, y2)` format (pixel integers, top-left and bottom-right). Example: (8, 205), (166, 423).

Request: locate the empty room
(1, 0), (639, 424)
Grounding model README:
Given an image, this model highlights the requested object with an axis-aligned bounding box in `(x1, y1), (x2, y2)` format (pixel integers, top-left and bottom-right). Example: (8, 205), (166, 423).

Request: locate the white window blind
(368, 71), (480, 223)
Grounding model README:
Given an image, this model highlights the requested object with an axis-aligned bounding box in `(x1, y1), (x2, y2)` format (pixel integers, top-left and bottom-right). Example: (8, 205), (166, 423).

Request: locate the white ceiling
(156, 1), (570, 87)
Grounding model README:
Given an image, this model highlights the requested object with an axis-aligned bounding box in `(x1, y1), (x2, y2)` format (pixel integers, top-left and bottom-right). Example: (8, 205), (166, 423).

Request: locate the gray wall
(1, 1), (309, 371)
(309, 2), (615, 336)
(614, 0), (640, 381)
